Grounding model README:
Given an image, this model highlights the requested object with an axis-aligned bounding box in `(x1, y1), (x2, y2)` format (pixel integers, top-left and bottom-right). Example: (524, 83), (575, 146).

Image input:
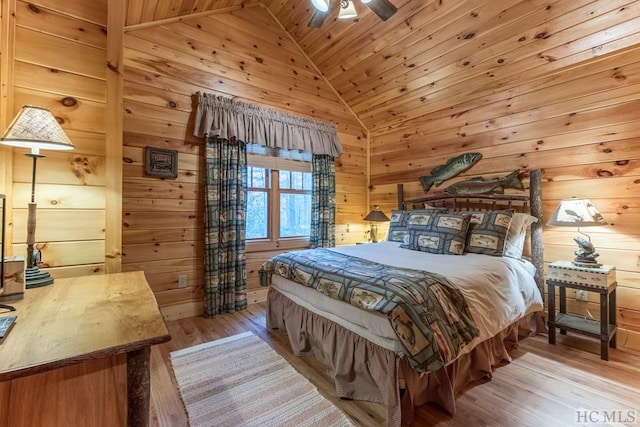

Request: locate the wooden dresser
(0, 271), (171, 427)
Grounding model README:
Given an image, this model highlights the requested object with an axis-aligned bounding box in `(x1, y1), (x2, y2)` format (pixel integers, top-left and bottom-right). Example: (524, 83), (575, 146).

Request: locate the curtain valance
(193, 92), (343, 157)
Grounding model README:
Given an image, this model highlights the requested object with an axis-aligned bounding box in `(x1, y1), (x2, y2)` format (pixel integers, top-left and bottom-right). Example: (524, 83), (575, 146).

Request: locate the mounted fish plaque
(443, 170), (523, 195)
(419, 152), (482, 192)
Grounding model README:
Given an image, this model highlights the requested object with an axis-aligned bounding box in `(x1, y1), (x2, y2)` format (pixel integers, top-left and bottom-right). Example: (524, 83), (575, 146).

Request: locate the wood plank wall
(8, 0), (635, 348)
(2, 0), (108, 278)
(368, 46), (640, 351)
(121, 5), (368, 320)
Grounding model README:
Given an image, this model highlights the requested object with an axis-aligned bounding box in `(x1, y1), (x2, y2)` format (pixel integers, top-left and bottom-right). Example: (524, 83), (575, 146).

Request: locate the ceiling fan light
(311, 0), (329, 12)
(338, 0), (357, 19)
(361, 0), (371, 3)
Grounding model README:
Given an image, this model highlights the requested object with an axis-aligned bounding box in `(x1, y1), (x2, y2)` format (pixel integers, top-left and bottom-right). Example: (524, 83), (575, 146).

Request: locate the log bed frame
(396, 169), (544, 296)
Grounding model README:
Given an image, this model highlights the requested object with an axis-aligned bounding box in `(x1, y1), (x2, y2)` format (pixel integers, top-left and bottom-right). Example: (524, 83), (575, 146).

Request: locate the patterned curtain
(204, 137), (248, 317)
(194, 92), (343, 157)
(309, 154), (336, 248)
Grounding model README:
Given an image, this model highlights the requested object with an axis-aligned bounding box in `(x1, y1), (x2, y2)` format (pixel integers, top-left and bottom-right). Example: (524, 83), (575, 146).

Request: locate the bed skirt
(266, 287), (542, 427)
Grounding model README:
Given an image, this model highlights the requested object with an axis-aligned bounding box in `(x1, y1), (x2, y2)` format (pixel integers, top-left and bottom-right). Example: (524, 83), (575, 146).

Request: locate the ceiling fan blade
(365, 0), (397, 21)
(308, 10), (329, 27)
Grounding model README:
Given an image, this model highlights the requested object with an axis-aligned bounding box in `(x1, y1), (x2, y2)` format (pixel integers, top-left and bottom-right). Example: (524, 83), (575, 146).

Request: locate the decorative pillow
(387, 210), (411, 243)
(387, 208), (445, 243)
(504, 213), (538, 259)
(401, 212), (471, 255)
(465, 210), (514, 256)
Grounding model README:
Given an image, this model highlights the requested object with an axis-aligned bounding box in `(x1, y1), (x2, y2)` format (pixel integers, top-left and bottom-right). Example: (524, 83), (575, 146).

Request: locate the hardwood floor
(150, 303), (640, 426)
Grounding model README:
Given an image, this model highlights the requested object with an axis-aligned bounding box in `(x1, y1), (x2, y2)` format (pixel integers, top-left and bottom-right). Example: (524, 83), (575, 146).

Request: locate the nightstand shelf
(553, 313), (617, 339)
(547, 260), (617, 361)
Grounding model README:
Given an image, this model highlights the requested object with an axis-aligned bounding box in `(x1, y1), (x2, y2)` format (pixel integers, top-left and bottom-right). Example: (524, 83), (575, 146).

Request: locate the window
(279, 170), (312, 237)
(246, 167), (269, 239)
(246, 155), (312, 246)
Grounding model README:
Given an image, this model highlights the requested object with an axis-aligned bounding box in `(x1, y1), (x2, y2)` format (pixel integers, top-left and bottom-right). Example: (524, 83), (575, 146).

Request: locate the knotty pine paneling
(12, 240), (104, 267)
(8, 0), (636, 336)
(13, 210), (105, 241)
(125, 0), (243, 27)
(122, 5), (367, 318)
(368, 44), (640, 351)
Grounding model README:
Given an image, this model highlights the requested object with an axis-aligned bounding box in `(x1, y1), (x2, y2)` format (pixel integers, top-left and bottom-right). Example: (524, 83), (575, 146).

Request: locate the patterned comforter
(259, 248), (479, 373)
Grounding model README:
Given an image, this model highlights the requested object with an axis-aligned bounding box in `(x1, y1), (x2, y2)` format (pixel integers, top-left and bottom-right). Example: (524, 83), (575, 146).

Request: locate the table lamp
(546, 198), (607, 267)
(363, 206), (390, 243)
(0, 105), (75, 287)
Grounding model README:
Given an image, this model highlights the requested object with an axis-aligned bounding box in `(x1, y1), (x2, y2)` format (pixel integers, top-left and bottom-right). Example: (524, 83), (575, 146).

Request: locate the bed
(260, 170), (545, 427)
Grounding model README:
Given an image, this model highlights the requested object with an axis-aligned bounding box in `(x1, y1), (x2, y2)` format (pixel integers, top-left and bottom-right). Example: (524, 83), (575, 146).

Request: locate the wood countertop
(0, 271), (171, 381)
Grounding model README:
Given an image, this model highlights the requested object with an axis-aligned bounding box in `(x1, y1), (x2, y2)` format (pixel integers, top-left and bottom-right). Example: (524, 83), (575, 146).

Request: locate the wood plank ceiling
(125, 0), (640, 134)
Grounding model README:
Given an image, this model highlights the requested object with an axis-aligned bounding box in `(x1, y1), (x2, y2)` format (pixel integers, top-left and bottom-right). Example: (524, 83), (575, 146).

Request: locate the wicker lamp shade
(0, 105), (74, 152)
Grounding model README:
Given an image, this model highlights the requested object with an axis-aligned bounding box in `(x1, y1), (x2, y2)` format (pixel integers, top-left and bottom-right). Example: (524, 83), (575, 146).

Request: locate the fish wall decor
(419, 152), (482, 192)
(443, 170), (524, 195)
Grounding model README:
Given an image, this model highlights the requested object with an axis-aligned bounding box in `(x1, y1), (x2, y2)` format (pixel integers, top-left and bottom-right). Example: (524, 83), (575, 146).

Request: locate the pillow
(504, 213), (538, 259)
(387, 208), (445, 243)
(401, 212), (471, 255)
(387, 210), (411, 243)
(465, 210), (513, 256)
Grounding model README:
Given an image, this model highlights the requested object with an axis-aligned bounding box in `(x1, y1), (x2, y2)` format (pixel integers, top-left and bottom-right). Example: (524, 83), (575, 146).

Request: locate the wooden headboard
(396, 170), (544, 294)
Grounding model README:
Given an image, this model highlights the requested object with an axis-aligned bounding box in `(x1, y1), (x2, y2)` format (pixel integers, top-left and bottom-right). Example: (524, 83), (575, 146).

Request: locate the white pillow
(504, 213), (538, 259)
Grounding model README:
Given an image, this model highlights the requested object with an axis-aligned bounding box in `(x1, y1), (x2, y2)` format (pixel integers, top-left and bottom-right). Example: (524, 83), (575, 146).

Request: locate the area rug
(169, 331), (354, 426)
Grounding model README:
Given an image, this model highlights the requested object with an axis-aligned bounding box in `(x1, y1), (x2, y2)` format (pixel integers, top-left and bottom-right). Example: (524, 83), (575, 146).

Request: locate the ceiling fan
(308, 0), (398, 28)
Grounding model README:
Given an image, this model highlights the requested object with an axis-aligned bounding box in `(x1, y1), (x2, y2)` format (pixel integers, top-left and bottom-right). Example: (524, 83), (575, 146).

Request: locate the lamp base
(370, 224), (378, 243)
(572, 259), (603, 269)
(25, 266), (54, 288)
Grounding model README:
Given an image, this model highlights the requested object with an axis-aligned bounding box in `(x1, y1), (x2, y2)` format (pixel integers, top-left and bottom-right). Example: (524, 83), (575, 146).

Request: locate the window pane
(246, 191), (268, 239)
(291, 171), (304, 190)
(280, 193), (311, 237)
(279, 170), (291, 189)
(303, 172), (312, 190)
(248, 167), (268, 188)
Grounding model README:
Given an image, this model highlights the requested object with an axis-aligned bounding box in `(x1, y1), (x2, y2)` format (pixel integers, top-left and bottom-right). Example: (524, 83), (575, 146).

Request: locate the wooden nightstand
(547, 260), (617, 360)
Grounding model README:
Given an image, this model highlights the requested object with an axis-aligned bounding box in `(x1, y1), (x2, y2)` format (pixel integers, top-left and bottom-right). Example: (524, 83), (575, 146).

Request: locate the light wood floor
(150, 303), (640, 426)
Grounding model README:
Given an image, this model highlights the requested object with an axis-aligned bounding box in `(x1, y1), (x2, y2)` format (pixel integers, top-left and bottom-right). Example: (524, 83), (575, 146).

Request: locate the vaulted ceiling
(124, 0), (640, 134)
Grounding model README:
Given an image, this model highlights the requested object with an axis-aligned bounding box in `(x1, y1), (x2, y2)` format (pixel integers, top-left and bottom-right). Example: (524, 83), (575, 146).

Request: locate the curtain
(196, 93), (340, 314)
(309, 154), (336, 248)
(193, 92), (343, 157)
(204, 137), (248, 317)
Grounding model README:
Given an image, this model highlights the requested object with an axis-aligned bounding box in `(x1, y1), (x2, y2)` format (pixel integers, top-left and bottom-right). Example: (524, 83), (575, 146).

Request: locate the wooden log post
(127, 347), (151, 427)
(529, 169), (544, 298)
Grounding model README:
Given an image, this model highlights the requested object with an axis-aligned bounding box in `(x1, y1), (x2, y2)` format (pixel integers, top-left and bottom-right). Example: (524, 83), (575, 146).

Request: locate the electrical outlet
(575, 290), (589, 301)
(178, 274), (188, 288)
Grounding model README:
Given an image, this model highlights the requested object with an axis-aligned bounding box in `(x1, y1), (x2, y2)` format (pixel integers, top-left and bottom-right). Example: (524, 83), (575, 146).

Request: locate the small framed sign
(145, 146), (178, 179)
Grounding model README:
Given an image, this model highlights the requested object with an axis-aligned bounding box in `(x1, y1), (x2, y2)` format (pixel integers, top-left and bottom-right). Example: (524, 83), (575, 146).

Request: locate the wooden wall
(121, 4), (368, 320)
(368, 45), (640, 351)
(1, 0), (108, 278)
(3, 0), (637, 349)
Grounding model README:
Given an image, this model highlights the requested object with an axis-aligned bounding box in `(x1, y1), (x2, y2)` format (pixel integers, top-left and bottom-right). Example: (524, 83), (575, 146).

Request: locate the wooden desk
(0, 271), (171, 426)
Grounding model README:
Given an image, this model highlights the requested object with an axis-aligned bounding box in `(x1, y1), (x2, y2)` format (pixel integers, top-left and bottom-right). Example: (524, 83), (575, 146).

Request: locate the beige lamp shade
(0, 105), (74, 153)
(546, 198), (607, 227)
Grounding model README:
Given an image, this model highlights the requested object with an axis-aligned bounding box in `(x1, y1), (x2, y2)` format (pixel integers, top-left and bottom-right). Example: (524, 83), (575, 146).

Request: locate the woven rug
(170, 331), (355, 427)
